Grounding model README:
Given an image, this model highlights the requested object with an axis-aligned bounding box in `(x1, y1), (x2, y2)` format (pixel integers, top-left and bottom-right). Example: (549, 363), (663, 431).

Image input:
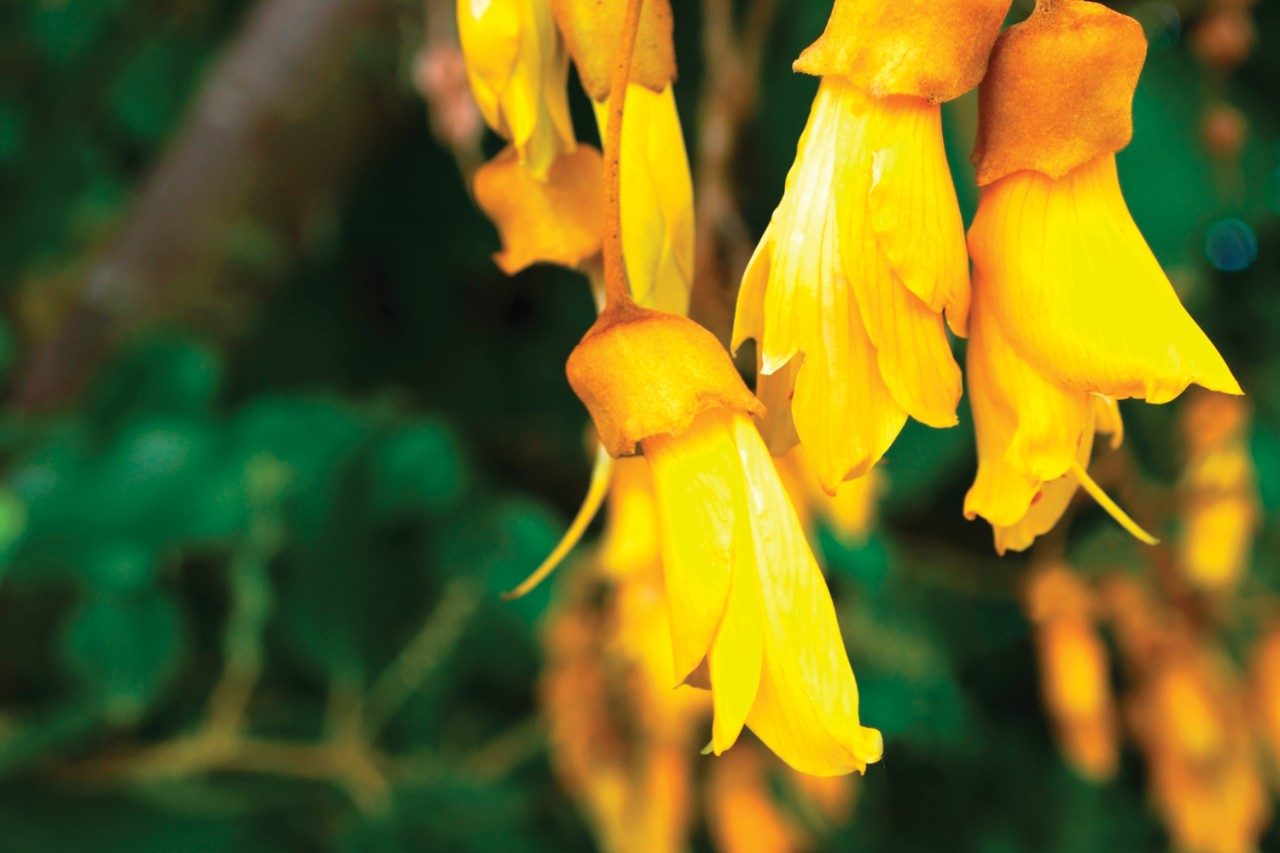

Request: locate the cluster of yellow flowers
(456, 0), (1241, 792)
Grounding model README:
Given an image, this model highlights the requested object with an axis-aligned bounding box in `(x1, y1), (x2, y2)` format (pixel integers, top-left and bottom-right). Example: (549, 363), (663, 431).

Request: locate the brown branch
(10, 0), (404, 411)
(689, 0), (779, 344)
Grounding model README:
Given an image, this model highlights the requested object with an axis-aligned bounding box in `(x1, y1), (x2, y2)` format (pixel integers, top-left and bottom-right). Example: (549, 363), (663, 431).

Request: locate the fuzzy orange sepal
(566, 304), (763, 457)
(550, 0), (676, 101)
(973, 0), (1146, 185)
(793, 0), (1012, 102)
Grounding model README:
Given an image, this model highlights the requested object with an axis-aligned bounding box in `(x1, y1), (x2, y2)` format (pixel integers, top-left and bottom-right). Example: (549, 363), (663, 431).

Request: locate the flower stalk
(601, 0), (646, 310)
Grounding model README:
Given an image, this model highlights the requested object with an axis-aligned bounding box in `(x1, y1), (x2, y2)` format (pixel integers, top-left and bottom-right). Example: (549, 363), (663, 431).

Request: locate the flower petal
(732, 414), (883, 776)
(970, 155), (1242, 404)
(592, 85), (694, 316)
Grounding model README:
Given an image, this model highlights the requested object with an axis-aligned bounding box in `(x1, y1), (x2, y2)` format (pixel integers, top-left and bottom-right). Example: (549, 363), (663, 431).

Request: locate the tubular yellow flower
(456, 0), (574, 179)
(593, 85), (695, 316)
(568, 304), (882, 776)
(1026, 566), (1118, 782)
(733, 0), (1011, 491)
(964, 0), (1242, 552)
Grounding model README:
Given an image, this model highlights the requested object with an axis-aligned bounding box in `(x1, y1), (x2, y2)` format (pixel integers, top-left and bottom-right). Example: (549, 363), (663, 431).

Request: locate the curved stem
(600, 0), (647, 310)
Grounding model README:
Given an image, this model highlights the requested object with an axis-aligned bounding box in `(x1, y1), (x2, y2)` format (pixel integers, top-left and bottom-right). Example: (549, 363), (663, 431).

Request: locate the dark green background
(0, 0), (1277, 849)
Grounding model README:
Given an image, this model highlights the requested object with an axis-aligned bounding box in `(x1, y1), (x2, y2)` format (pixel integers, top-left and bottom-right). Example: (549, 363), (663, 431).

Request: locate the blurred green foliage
(0, 0), (1278, 850)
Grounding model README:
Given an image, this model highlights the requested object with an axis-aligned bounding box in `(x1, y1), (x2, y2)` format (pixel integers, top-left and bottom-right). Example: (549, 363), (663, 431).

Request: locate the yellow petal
(592, 85), (694, 316)
(731, 414), (882, 776)
(964, 289), (1092, 532)
(840, 88), (964, 425)
(969, 155), (1242, 404)
(864, 98), (970, 333)
(473, 145), (604, 274)
(456, 0), (574, 178)
(708, 563), (764, 754)
(645, 410), (882, 775)
(739, 81), (910, 488)
(644, 409), (738, 681)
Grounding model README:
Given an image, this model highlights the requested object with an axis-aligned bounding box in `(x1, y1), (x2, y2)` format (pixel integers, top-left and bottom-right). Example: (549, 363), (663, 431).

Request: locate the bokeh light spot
(1204, 218), (1258, 272)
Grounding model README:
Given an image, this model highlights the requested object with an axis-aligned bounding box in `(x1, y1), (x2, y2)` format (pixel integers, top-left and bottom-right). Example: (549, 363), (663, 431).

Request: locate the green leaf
(60, 590), (184, 723)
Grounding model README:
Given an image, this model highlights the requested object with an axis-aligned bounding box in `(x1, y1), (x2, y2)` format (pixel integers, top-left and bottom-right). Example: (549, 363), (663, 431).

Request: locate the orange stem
(600, 0), (646, 310)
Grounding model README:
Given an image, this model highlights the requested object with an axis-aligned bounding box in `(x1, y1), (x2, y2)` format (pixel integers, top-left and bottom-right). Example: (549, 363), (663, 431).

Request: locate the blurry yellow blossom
(776, 444), (880, 546)
(732, 0), (1010, 491)
(1178, 391), (1258, 593)
(1129, 647), (1268, 853)
(707, 742), (856, 853)
(1249, 625), (1280, 778)
(964, 0), (1241, 552)
(1025, 566), (1119, 781)
(568, 304), (881, 776)
(456, 0), (574, 179)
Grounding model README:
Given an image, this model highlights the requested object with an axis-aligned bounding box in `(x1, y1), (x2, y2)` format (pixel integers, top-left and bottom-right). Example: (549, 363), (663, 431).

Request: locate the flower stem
(601, 0), (646, 310)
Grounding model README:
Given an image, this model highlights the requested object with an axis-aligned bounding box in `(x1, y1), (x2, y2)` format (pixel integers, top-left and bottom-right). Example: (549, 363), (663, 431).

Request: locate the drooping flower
(732, 0), (1011, 491)
(568, 304), (882, 776)
(964, 0), (1242, 552)
(456, 0), (575, 179)
(1025, 566), (1119, 782)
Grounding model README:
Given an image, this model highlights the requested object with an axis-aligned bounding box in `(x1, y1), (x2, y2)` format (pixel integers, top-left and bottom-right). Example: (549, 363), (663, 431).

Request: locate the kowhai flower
(964, 0), (1242, 552)
(568, 304), (882, 776)
(733, 0), (1011, 491)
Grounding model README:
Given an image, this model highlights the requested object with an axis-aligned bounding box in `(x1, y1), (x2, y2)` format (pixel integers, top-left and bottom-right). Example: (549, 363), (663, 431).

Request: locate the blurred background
(0, 0), (1277, 849)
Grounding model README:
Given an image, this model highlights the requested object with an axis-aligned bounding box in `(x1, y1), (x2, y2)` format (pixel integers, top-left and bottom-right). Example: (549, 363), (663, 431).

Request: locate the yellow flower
(592, 85), (694, 316)
(456, 0), (574, 178)
(776, 444), (880, 546)
(1026, 566), (1118, 782)
(964, 1), (1241, 552)
(568, 305), (882, 776)
(733, 0), (1011, 491)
